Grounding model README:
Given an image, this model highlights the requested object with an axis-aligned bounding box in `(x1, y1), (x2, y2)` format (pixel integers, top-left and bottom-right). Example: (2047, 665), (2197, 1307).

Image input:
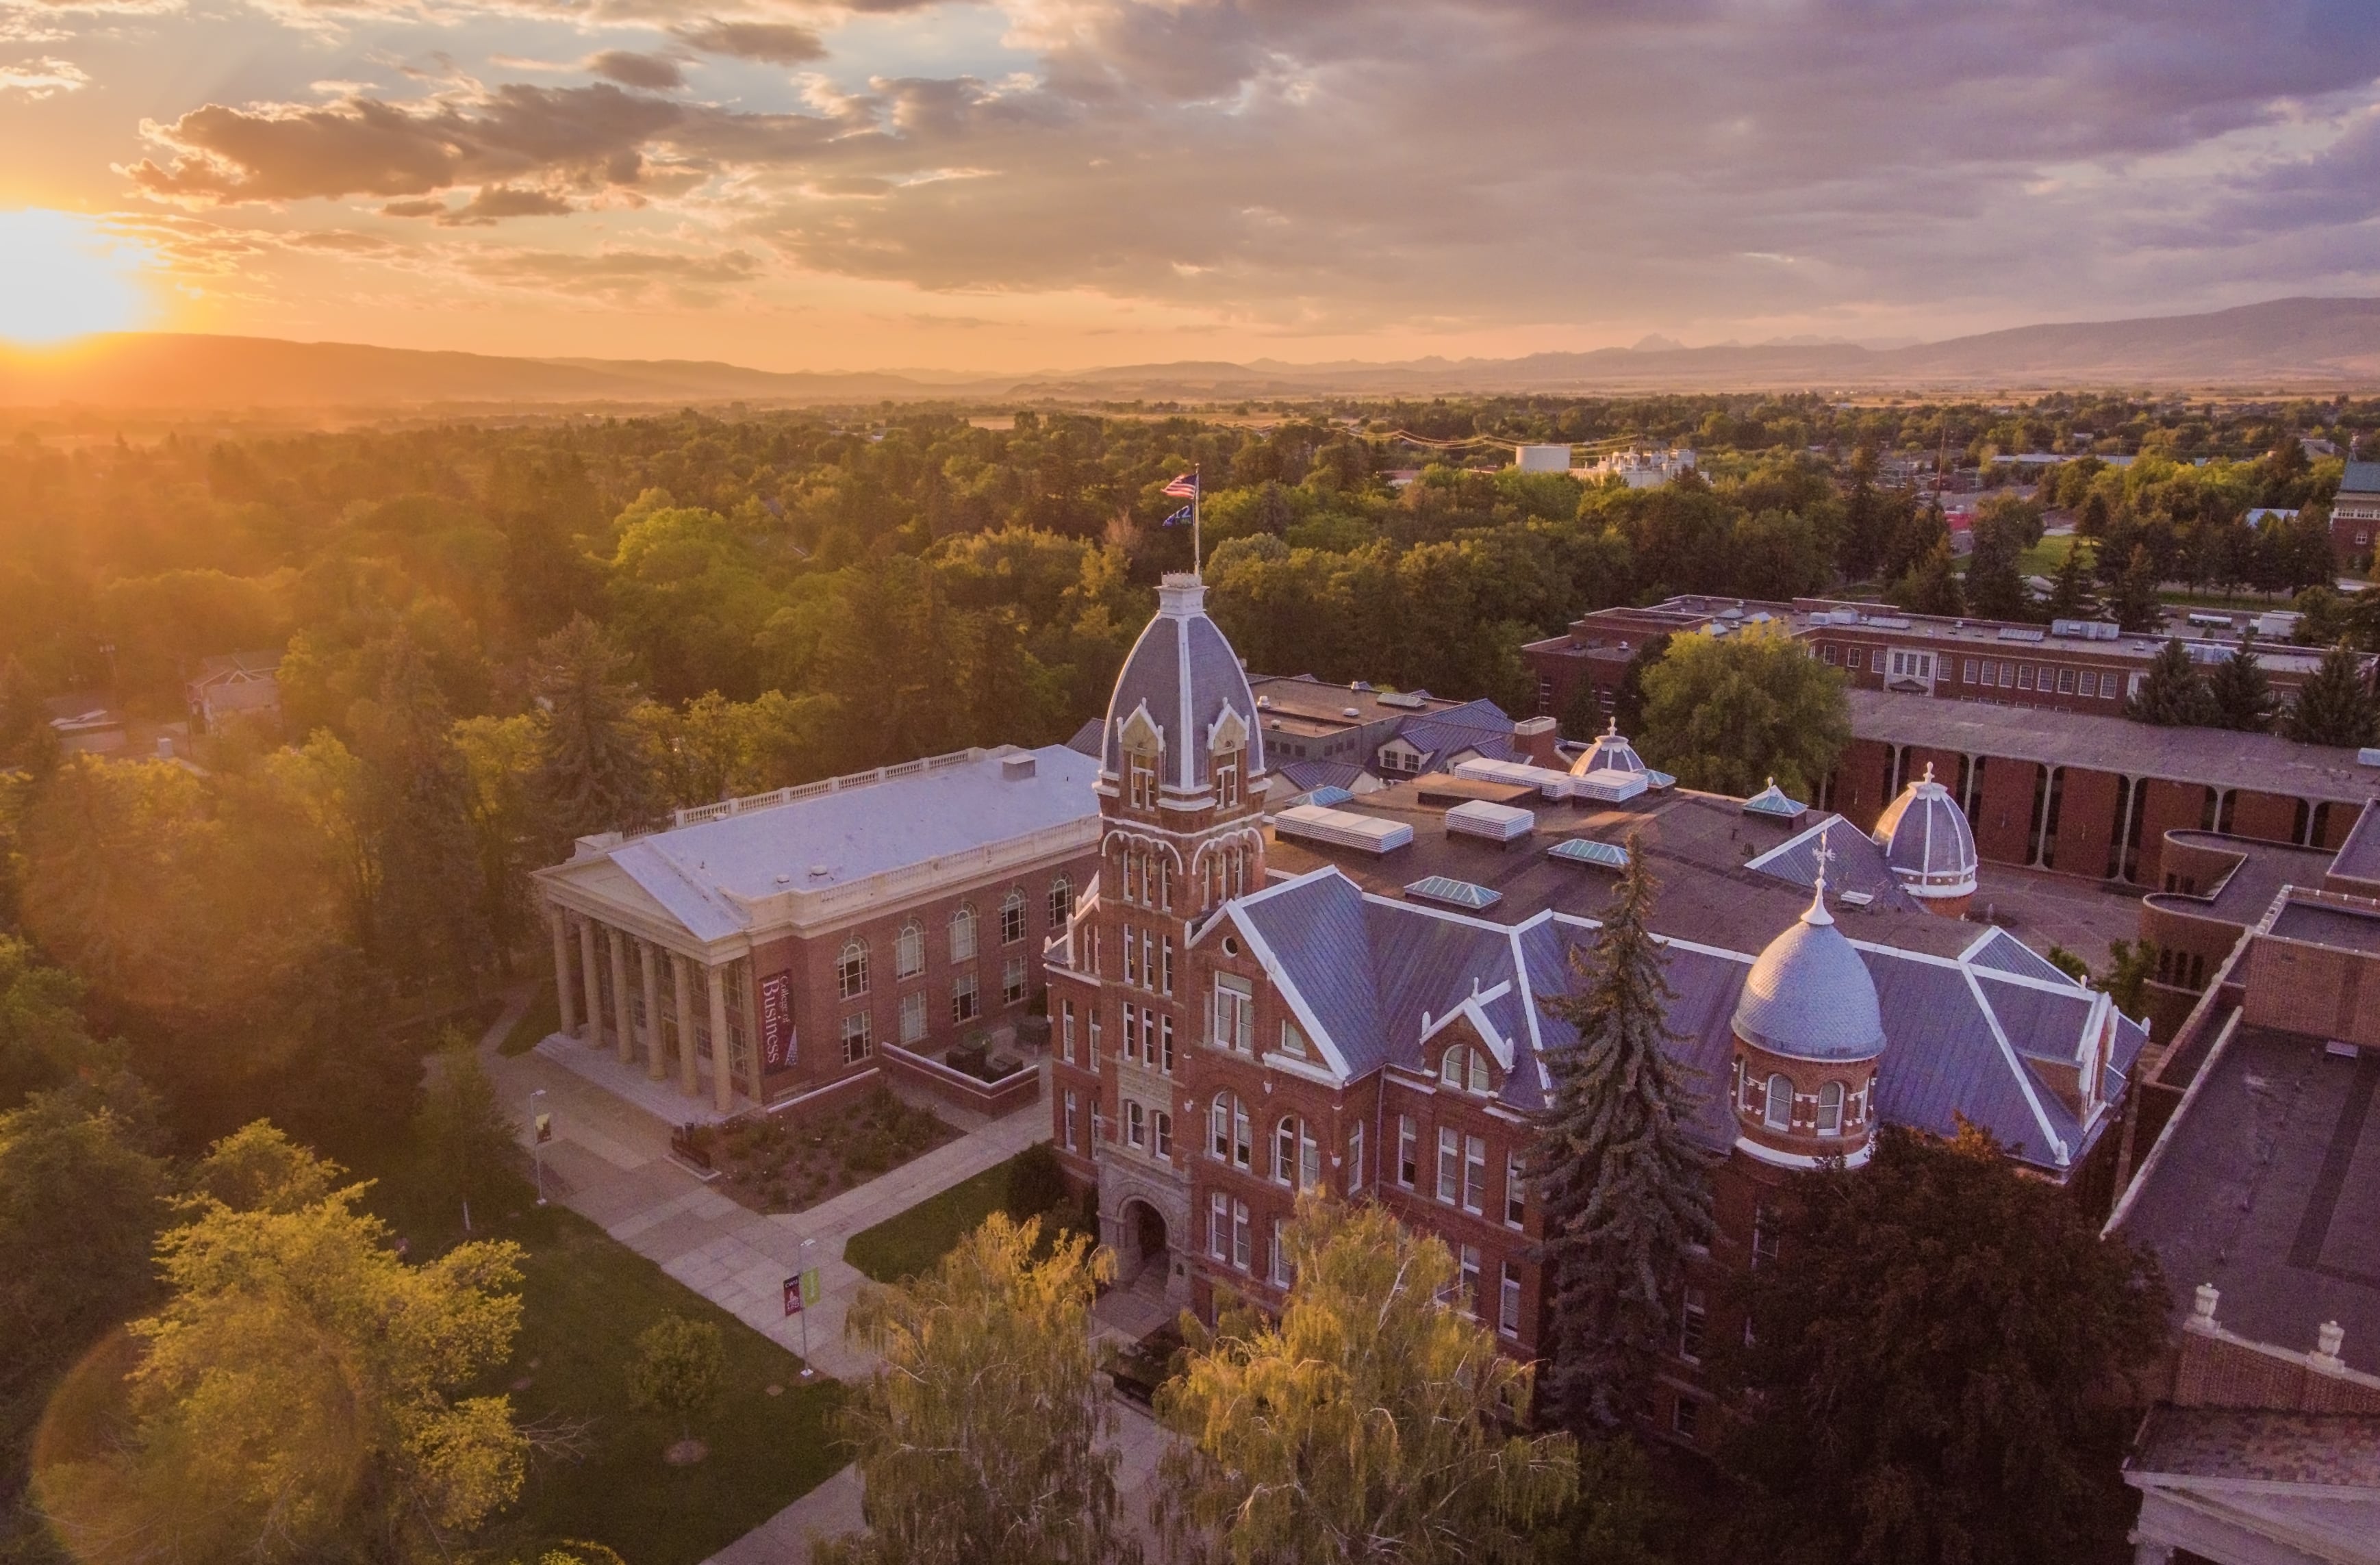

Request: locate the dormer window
(1216, 746), (1241, 809)
(1439, 1045), (1492, 1095)
(1128, 748), (1158, 811)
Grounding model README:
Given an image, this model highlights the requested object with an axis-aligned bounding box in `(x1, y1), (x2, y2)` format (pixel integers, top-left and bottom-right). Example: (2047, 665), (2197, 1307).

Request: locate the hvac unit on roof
(1445, 800), (1535, 843)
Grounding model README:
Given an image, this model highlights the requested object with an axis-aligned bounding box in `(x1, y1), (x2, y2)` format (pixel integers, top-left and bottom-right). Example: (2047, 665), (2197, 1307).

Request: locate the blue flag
(1161, 504), (1193, 527)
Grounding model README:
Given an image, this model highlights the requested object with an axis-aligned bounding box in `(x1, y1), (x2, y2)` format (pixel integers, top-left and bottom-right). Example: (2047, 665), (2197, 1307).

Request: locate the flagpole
(1192, 464), (1202, 581)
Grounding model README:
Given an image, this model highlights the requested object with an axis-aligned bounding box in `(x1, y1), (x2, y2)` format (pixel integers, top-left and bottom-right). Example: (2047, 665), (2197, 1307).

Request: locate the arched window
(1439, 1046), (1491, 1095)
(949, 904), (977, 963)
(1127, 747), (1158, 811)
(1127, 1101), (1145, 1149)
(1763, 1073), (1793, 1131)
(1048, 876), (1073, 929)
(1211, 1094), (1252, 1169)
(837, 939), (869, 1000)
(1235, 1098), (1252, 1169)
(1440, 1047), (1465, 1089)
(1000, 889), (1026, 945)
(1274, 1116), (1321, 1191)
(1215, 741), (1242, 809)
(896, 921), (924, 980)
(1469, 1050), (1491, 1095)
(1816, 1081), (1845, 1136)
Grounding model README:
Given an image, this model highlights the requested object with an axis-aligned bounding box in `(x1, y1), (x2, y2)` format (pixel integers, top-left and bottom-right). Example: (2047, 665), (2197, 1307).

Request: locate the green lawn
(2015, 533), (2087, 579)
(844, 1145), (1076, 1285)
(501, 980), (561, 1056)
(476, 1194), (847, 1565)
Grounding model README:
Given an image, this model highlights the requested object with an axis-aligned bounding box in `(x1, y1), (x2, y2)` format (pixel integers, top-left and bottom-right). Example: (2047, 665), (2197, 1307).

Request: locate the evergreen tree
(1891, 537), (1964, 618)
(355, 635), (491, 994)
(2127, 639), (2214, 728)
(2206, 633), (2277, 733)
(2043, 543), (2097, 621)
(1838, 444), (1888, 582)
(530, 615), (659, 858)
(1962, 522), (2030, 622)
(1610, 631), (1671, 740)
(1529, 840), (1713, 1431)
(0, 657), (59, 776)
(2283, 644), (2380, 748)
(2110, 545), (2164, 633)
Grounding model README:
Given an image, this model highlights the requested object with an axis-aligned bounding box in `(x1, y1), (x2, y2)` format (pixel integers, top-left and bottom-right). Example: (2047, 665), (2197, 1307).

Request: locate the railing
(672, 748), (984, 828)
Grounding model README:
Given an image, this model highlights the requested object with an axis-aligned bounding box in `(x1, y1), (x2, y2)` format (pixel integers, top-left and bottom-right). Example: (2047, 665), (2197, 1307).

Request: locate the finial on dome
(1606, 716), (1619, 737)
(1922, 760), (1935, 784)
(1807, 826), (1836, 928)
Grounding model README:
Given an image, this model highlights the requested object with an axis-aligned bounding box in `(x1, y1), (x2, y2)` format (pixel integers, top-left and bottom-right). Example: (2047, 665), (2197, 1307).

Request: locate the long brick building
(1049, 575), (2150, 1448)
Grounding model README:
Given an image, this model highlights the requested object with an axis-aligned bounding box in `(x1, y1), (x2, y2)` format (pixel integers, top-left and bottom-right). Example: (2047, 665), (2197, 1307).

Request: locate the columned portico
(578, 917), (602, 1045)
(550, 909), (577, 1038)
(706, 963), (733, 1114)
(607, 926), (633, 1067)
(637, 939), (663, 1081)
(672, 952), (698, 1096)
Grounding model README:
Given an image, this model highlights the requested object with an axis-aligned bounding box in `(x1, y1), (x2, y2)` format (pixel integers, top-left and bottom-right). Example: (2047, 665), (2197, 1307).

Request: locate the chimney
(2314, 1320), (2346, 1371)
(1515, 715), (1560, 769)
(2188, 1283), (2220, 1332)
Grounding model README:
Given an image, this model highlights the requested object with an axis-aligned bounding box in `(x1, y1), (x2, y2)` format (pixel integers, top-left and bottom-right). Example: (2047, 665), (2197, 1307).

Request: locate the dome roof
(1569, 718), (1647, 778)
(1871, 763), (1979, 899)
(1102, 574), (1265, 793)
(1732, 878), (1886, 1063)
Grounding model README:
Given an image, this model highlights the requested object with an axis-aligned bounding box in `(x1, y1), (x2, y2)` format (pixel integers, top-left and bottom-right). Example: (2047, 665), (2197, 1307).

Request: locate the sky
(2, 0), (2379, 372)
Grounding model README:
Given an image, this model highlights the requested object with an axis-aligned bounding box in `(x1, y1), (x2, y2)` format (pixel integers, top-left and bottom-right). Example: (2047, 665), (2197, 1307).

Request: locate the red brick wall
(2049, 767), (2123, 879)
(1972, 756), (2042, 867)
(2135, 782), (2214, 889)
(2227, 789), (2303, 847)
(1827, 739), (1895, 830)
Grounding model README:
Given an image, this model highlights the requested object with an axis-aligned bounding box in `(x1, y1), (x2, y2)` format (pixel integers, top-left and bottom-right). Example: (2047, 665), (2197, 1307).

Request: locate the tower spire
(1806, 826), (1836, 928)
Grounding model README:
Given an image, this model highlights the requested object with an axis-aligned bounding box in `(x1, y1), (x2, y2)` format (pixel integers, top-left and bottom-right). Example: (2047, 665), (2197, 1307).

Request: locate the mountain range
(4, 296), (2377, 411)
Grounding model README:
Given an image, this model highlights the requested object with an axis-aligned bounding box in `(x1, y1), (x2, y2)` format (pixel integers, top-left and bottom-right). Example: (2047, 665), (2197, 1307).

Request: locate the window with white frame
(1279, 1019), (1308, 1058)
(1680, 1285), (1708, 1363)
(1061, 999), (1076, 1064)
(900, 991), (926, 1045)
(1209, 1193), (1228, 1259)
(1063, 1089), (1078, 1152)
(1463, 1134), (1486, 1214)
(840, 1009), (872, 1065)
(1123, 926), (1139, 987)
(1232, 1200), (1251, 1271)
(1123, 1006), (1140, 1065)
(1398, 1115), (1418, 1187)
(1437, 1126), (1460, 1204)
(1127, 1101), (1145, 1149)
(1000, 889), (1026, 945)
(1047, 876), (1072, 930)
(1764, 1073), (1792, 1130)
(952, 971), (978, 1023)
(896, 921), (924, 979)
(1269, 1217), (1290, 1287)
(1003, 956), (1027, 1006)
(1506, 1152), (1527, 1227)
(1088, 1009), (1102, 1071)
(1457, 1244), (1481, 1316)
(1128, 748), (1158, 811)
(1161, 936), (1174, 996)
(837, 939), (870, 1000)
(1347, 1122), (1365, 1191)
(1154, 1110), (1172, 1160)
(1160, 1015), (1175, 1074)
(1215, 974), (1254, 1052)
(1217, 745), (1242, 810)
(1499, 1262), (1523, 1338)
(949, 904), (978, 963)
(1816, 1080), (1845, 1136)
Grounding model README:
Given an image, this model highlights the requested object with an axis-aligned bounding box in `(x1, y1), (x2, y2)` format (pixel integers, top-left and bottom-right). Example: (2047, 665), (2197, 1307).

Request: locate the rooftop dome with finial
(1871, 762), (1979, 903)
(1731, 835), (1887, 1063)
(1569, 717), (1647, 778)
(1102, 572), (1265, 793)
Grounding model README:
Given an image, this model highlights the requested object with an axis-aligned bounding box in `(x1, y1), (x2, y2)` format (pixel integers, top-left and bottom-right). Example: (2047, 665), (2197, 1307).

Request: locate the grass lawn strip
(843, 1145), (1083, 1284)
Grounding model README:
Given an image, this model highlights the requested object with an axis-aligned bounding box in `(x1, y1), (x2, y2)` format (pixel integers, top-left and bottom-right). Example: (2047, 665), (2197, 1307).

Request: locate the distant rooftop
(1247, 673), (1471, 735)
(2269, 898), (2380, 955)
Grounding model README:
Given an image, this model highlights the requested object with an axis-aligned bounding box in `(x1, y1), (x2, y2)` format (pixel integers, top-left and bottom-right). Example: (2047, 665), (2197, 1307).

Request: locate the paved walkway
(473, 994), (1062, 1557)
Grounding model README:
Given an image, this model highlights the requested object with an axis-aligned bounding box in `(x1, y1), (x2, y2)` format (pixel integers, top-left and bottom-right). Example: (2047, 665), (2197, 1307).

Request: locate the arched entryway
(1120, 1197), (1169, 1284)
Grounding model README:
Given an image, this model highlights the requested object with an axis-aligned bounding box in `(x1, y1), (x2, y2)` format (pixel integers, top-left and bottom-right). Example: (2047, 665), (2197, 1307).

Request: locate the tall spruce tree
(2110, 545), (2163, 633)
(2043, 544), (2097, 621)
(530, 615), (658, 858)
(2206, 633), (2277, 733)
(2127, 639), (2214, 728)
(355, 636), (492, 994)
(1529, 838), (1712, 1432)
(2283, 644), (2380, 748)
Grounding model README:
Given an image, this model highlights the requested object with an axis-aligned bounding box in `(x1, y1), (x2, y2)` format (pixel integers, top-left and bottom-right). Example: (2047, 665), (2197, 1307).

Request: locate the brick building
(1051, 576), (2149, 1450)
(2105, 883), (2380, 1565)
(1523, 595), (2351, 730)
(534, 746), (1099, 1113)
(2331, 460), (2380, 566)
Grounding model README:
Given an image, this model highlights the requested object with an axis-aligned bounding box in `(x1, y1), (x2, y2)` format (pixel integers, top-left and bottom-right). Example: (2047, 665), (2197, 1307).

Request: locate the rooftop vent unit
(1274, 804), (1415, 855)
(1001, 754), (1037, 781)
(1838, 890), (1875, 908)
(1352, 681), (1375, 691)
(1378, 691), (1428, 709)
(1866, 615), (1913, 630)
(1257, 695), (1272, 708)
(1404, 875), (1501, 911)
(1342, 707), (1361, 718)
(1445, 800), (1536, 843)
(1997, 626), (2046, 643)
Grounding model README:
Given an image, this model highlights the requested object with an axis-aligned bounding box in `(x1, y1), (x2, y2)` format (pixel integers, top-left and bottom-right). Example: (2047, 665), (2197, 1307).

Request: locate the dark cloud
(584, 50), (685, 90)
(667, 18), (826, 63)
(451, 244), (763, 305)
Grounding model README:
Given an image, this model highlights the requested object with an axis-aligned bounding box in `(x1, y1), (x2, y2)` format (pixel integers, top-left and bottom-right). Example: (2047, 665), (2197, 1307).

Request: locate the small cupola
(1871, 761), (1978, 916)
(1570, 716), (1648, 778)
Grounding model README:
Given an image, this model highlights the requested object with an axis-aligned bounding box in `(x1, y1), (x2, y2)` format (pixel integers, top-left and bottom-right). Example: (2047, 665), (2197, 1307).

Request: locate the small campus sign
(760, 969), (796, 1071)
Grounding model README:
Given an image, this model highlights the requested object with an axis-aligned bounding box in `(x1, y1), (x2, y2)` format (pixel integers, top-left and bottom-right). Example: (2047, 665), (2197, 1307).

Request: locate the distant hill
(5, 296), (2377, 410)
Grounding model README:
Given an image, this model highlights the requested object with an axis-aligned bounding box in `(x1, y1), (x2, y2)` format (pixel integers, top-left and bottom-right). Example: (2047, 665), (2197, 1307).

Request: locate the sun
(0, 209), (158, 343)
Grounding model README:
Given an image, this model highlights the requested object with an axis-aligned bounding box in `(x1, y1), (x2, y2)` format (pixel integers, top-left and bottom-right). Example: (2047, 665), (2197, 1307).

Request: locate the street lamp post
(798, 1236), (816, 1379)
(529, 1089), (550, 1206)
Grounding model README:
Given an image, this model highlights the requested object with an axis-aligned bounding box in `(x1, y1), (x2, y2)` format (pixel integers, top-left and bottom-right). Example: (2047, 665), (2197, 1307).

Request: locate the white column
(608, 926), (633, 1067)
(578, 918), (603, 1045)
(551, 908), (577, 1039)
(638, 939), (663, 1080)
(707, 964), (734, 1113)
(673, 952), (699, 1098)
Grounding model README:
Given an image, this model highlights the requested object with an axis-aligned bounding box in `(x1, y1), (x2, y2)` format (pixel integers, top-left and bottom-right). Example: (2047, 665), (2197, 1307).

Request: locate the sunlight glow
(0, 209), (156, 343)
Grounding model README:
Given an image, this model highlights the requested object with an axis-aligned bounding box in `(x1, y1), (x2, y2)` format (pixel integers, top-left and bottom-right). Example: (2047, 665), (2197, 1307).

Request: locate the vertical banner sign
(534, 1112), (553, 1145)
(801, 1268), (822, 1308)
(783, 1275), (803, 1317)
(759, 969), (795, 1073)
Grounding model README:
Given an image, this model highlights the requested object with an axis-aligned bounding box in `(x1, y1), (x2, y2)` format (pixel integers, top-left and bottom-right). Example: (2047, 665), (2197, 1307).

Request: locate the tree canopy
(1636, 624), (1850, 800)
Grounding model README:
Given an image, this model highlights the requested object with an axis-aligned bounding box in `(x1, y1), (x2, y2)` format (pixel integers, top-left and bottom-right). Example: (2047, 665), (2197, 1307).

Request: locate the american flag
(1161, 471), (1200, 498)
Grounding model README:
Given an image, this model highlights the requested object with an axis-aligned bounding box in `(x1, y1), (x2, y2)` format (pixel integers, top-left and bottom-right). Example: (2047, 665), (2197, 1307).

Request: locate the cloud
(449, 242), (763, 305)
(584, 49), (682, 90)
(667, 18), (824, 64)
(0, 53), (86, 96)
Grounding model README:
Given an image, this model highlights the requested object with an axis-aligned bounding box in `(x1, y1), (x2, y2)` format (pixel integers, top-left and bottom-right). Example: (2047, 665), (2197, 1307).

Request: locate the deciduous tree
(1155, 1197), (1577, 1565)
(1530, 841), (1711, 1432)
(1637, 623), (1849, 800)
(821, 1213), (1129, 1565)
(1718, 1123), (2168, 1565)
(626, 1314), (725, 1447)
